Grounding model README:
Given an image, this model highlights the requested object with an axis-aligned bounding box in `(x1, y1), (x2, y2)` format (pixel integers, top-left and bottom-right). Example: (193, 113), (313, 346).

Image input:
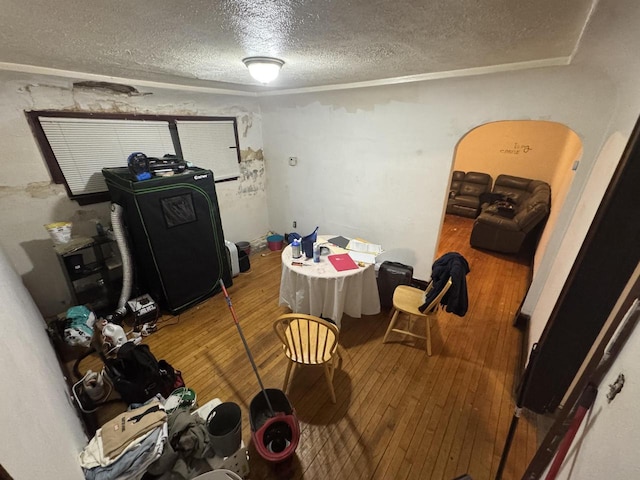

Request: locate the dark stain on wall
(72, 81), (150, 96)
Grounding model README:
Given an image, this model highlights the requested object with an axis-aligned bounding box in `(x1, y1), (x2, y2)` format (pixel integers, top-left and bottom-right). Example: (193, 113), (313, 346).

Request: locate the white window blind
(39, 117), (175, 196)
(175, 120), (240, 181)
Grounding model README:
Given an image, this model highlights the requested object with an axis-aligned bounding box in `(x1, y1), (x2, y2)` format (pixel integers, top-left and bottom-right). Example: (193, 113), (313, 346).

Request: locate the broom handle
(219, 280), (275, 416)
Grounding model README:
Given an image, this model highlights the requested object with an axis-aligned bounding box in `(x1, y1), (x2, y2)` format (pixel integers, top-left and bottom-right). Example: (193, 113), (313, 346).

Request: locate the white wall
(259, 66), (613, 282)
(0, 245), (85, 479)
(523, 0), (640, 350)
(0, 71), (267, 316)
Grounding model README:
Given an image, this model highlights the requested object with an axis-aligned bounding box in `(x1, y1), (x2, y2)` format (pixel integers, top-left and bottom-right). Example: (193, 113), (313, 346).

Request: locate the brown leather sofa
(446, 171), (493, 218)
(470, 174), (551, 253)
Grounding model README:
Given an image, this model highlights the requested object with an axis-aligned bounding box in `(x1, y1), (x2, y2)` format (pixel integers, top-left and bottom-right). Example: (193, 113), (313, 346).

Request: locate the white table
(278, 236), (381, 327)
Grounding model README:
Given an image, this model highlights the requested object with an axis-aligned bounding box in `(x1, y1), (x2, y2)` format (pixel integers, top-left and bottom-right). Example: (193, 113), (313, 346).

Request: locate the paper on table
(348, 251), (376, 264)
(347, 239), (383, 255)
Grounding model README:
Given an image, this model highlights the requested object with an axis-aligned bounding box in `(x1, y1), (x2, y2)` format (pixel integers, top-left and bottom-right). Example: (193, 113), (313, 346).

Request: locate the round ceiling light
(242, 56), (285, 84)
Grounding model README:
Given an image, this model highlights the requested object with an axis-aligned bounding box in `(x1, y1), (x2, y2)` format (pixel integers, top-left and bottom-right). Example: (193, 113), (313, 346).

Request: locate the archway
(446, 119), (583, 270)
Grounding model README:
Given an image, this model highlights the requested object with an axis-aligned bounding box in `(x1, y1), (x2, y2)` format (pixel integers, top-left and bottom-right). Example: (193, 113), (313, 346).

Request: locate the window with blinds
(39, 118), (175, 196)
(176, 120), (240, 181)
(27, 112), (241, 205)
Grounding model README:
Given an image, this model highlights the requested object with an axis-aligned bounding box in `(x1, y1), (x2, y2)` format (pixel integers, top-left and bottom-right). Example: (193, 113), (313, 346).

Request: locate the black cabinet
(55, 235), (123, 313)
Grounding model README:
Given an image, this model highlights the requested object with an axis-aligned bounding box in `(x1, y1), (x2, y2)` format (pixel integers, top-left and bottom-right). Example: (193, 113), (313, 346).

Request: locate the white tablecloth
(278, 236), (381, 327)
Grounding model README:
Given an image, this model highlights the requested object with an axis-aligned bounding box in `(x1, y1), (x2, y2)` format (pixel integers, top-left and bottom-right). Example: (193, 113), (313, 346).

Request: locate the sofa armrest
(475, 212), (521, 231)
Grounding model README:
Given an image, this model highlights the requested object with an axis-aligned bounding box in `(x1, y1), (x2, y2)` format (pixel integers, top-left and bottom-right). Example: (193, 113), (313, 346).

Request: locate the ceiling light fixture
(242, 56), (285, 84)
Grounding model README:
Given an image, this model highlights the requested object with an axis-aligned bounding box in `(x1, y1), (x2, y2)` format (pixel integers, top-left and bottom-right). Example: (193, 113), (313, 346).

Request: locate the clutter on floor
(78, 395), (251, 480)
(79, 399), (168, 479)
(64, 297), (249, 479)
(127, 294), (159, 329)
(67, 309), (183, 416)
(195, 399), (250, 478)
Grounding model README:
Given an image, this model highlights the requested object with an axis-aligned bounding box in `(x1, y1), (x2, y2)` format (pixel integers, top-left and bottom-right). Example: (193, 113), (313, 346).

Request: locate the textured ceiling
(0, 0), (594, 92)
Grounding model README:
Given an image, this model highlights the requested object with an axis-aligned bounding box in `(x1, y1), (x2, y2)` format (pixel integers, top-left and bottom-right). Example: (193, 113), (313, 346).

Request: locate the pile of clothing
(145, 409), (211, 479)
(79, 400), (167, 480)
(79, 399), (211, 480)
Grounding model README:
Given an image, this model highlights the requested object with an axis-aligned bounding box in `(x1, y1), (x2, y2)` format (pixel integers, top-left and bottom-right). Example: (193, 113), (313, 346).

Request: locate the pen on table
(291, 261), (309, 266)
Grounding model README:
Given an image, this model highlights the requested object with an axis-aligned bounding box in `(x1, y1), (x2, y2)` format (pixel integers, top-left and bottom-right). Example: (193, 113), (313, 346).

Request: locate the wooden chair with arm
(383, 278), (453, 356)
(273, 313), (341, 403)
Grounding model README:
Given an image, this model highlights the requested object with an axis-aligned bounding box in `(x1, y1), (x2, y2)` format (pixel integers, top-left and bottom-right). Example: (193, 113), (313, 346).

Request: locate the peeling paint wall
(0, 71), (267, 316)
(238, 147), (265, 194)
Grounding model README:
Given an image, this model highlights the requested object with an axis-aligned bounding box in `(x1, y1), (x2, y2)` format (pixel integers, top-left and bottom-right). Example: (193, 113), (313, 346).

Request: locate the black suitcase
(377, 261), (413, 308)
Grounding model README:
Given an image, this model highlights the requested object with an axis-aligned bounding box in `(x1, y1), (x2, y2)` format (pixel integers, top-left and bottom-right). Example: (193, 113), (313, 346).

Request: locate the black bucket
(206, 402), (242, 457)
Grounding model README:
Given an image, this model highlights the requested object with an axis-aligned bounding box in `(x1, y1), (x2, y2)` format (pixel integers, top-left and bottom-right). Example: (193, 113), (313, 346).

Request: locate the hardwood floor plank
(76, 214), (539, 479)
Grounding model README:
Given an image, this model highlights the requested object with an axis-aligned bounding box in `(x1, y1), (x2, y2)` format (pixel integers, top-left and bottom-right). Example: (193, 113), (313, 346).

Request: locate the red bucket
(250, 389), (299, 463)
(267, 234), (284, 251)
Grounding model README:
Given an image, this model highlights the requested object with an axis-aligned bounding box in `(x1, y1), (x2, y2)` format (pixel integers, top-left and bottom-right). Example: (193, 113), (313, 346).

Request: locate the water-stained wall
(0, 71), (266, 316)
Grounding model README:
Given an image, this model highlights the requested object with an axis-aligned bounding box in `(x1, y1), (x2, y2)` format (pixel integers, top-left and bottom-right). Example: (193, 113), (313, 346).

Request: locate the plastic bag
(64, 305), (96, 347)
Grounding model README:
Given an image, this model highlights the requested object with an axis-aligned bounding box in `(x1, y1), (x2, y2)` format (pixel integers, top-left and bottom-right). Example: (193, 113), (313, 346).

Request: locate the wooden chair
(383, 278), (453, 355)
(273, 313), (341, 403)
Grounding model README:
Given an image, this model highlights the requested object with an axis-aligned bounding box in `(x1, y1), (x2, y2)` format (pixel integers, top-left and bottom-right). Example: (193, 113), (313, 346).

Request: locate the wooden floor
(83, 214), (538, 479)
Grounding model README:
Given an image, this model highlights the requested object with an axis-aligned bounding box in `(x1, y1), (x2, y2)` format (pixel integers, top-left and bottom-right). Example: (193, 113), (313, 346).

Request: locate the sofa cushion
(527, 189), (550, 208)
(464, 171), (492, 187)
(451, 171), (465, 183)
(484, 201), (516, 218)
(458, 171), (492, 197)
(459, 183), (488, 198)
(453, 195), (481, 208)
(494, 174), (532, 191)
(492, 187), (526, 205)
(492, 174), (535, 205)
(447, 171), (492, 218)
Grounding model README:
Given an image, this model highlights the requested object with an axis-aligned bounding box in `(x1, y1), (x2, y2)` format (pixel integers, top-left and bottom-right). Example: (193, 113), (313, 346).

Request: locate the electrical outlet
(293, 221), (297, 228)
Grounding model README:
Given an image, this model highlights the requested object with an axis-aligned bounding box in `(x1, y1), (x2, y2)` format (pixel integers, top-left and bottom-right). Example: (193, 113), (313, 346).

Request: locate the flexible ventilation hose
(110, 203), (133, 315)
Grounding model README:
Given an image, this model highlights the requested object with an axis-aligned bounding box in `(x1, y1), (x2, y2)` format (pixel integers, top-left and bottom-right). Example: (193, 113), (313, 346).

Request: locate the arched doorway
(446, 119), (583, 270)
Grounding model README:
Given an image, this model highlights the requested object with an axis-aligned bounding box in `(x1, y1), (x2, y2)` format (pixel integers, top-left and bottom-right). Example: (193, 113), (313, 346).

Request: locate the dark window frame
(25, 110), (242, 205)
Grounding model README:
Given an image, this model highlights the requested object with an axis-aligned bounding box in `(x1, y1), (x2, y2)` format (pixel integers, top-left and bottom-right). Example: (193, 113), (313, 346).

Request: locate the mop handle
(219, 279), (276, 416)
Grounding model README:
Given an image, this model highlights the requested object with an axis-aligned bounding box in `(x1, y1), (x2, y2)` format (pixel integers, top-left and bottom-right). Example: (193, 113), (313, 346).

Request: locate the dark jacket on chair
(419, 252), (470, 316)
